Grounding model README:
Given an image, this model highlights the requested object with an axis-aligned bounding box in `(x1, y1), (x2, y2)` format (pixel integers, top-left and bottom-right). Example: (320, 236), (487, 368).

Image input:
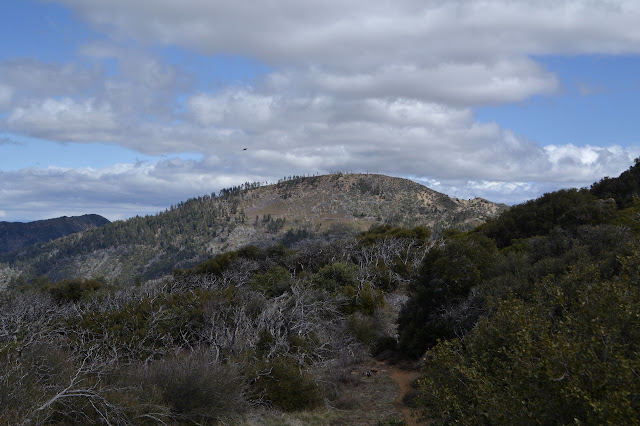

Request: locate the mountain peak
(234, 173), (505, 231)
(0, 173), (505, 285)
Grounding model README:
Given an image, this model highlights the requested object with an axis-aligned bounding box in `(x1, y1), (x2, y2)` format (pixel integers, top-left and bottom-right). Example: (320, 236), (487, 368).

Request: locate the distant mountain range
(0, 214), (110, 255)
(0, 173), (506, 286)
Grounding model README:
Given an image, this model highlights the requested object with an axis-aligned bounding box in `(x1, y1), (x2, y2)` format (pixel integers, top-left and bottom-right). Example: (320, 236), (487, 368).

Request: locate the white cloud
(1, 0), (640, 220)
(55, 1), (640, 63)
(188, 90), (277, 128)
(0, 159), (272, 221)
(0, 58), (99, 100)
(6, 98), (119, 142)
(269, 59), (559, 106)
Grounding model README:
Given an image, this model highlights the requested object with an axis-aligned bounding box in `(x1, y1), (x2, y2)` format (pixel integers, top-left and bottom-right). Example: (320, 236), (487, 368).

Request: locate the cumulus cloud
(0, 158), (272, 221)
(2, 0), (640, 220)
(181, 87), (637, 185)
(6, 98), (119, 142)
(55, 1), (640, 63)
(0, 58), (99, 101)
(268, 59), (559, 106)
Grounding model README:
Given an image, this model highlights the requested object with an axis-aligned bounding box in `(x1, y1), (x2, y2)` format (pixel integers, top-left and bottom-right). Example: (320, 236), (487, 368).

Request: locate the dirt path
(374, 360), (424, 425)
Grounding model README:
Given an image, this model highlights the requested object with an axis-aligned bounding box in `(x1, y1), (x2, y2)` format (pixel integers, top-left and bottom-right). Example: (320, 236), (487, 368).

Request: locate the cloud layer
(1, 0), (640, 220)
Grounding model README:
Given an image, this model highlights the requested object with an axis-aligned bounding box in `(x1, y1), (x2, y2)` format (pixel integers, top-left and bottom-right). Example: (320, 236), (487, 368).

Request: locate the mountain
(0, 173), (506, 286)
(0, 214), (110, 255)
(3, 164), (639, 424)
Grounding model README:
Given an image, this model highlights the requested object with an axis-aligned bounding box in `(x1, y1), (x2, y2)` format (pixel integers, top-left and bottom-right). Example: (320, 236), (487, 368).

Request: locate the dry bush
(138, 350), (247, 424)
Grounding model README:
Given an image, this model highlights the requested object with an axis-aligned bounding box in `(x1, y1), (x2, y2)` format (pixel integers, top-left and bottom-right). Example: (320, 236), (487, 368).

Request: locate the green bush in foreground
(417, 257), (640, 425)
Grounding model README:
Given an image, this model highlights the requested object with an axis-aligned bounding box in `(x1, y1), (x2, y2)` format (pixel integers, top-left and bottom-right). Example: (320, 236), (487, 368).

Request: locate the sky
(1, 0), (640, 222)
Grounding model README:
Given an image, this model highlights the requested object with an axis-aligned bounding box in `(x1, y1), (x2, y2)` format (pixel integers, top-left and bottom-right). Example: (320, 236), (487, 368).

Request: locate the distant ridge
(0, 174), (506, 285)
(0, 214), (110, 254)
(234, 173), (505, 232)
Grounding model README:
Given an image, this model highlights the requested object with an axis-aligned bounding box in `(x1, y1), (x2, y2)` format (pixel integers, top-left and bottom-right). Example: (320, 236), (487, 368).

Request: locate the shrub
(251, 265), (292, 297)
(312, 262), (358, 292)
(140, 351), (246, 424)
(417, 260), (640, 425)
(249, 356), (323, 412)
(342, 282), (385, 315)
(43, 278), (102, 303)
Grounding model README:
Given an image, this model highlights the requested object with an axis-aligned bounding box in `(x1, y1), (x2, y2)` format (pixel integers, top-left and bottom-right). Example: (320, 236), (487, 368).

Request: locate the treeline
(401, 159), (640, 424)
(0, 225), (431, 424)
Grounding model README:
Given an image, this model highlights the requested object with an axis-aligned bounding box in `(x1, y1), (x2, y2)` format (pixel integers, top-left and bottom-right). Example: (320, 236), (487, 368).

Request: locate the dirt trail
(374, 360), (424, 425)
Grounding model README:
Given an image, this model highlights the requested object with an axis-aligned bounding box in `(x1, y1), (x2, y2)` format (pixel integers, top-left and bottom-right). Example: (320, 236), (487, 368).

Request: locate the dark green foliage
(189, 251), (238, 276)
(346, 310), (394, 354)
(358, 224), (431, 245)
(480, 159), (640, 249)
(251, 265), (292, 296)
(236, 244), (263, 260)
(178, 244), (265, 277)
(400, 210), (638, 358)
(400, 160), (640, 423)
(43, 278), (102, 303)
(281, 228), (312, 247)
(71, 290), (215, 361)
(591, 157), (640, 209)
(611, 197), (640, 235)
(479, 188), (615, 248)
(342, 282), (385, 315)
(249, 356), (323, 412)
(398, 232), (497, 356)
(312, 262), (358, 292)
(266, 217), (287, 233)
(418, 258), (640, 425)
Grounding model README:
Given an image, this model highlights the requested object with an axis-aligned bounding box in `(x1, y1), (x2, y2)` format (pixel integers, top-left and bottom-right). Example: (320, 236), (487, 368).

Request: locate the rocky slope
(0, 174), (506, 286)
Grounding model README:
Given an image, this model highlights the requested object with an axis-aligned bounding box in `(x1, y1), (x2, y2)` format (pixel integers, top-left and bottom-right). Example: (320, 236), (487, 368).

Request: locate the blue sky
(1, 0), (639, 221)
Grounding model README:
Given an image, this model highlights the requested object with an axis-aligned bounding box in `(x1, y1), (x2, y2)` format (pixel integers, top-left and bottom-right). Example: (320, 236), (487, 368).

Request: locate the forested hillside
(401, 159), (640, 424)
(0, 214), (109, 254)
(0, 173), (504, 287)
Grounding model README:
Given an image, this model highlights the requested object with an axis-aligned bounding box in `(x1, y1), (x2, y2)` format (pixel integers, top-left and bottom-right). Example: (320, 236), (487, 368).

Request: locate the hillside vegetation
(1, 162), (639, 424)
(1, 225), (432, 424)
(402, 159), (640, 424)
(0, 173), (504, 287)
(0, 214), (109, 255)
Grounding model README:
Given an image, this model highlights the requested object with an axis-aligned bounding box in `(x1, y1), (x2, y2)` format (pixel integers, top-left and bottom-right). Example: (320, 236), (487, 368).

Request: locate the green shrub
(398, 232), (497, 356)
(417, 259), (640, 425)
(312, 262), (358, 292)
(342, 282), (385, 315)
(358, 225), (431, 245)
(251, 265), (292, 296)
(43, 278), (102, 303)
(250, 356), (323, 411)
